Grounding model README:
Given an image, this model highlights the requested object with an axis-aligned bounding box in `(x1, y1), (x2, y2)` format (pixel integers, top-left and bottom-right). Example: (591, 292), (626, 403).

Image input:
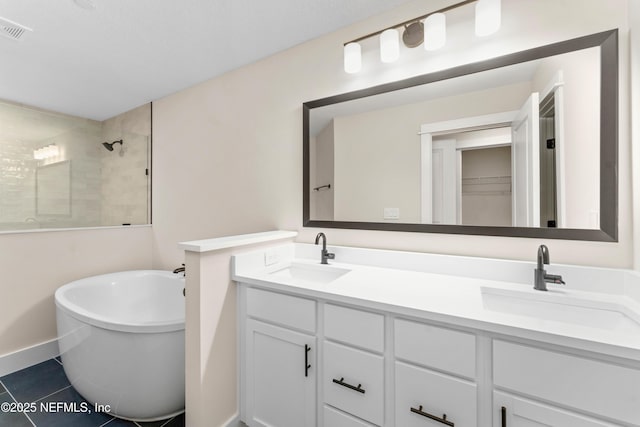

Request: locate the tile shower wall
(38, 123), (103, 228)
(100, 103), (151, 226)
(0, 101), (103, 230)
(0, 138), (36, 230)
(0, 100), (150, 230)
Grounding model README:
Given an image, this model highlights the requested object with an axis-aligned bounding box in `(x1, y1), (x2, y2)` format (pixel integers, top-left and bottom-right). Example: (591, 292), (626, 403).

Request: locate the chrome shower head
(102, 140), (123, 152)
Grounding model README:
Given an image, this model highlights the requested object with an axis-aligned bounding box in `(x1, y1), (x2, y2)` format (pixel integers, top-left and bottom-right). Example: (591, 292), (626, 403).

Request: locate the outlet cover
(264, 249), (279, 266)
(383, 207), (400, 220)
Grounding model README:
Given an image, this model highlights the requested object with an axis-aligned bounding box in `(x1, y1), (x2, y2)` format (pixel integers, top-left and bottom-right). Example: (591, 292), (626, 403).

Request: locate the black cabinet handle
(410, 405), (454, 427)
(501, 406), (506, 427)
(332, 377), (365, 394)
(304, 345), (311, 377)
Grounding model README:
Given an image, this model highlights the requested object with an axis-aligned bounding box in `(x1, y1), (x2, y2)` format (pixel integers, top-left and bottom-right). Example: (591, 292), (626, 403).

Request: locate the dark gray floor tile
(0, 382), (6, 395)
(28, 386), (113, 427)
(102, 417), (137, 426)
(0, 392), (34, 427)
(135, 421), (163, 427)
(162, 413), (185, 427)
(0, 359), (70, 403)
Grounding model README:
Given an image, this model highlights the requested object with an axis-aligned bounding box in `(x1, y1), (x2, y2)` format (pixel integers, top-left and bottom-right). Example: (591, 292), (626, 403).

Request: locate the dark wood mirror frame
(303, 29), (618, 241)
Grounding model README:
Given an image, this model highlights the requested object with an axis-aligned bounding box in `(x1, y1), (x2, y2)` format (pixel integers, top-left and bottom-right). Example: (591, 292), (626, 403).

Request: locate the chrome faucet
(534, 245), (565, 291)
(314, 232), (335, 265)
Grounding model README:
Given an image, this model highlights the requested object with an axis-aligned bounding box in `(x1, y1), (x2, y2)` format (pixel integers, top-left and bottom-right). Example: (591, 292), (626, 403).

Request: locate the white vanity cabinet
(239, 284), (640, 427)
(243, 288), (317, 427)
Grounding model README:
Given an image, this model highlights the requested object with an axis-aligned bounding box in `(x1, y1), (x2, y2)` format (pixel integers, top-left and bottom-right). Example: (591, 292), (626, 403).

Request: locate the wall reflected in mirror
(309, 46), (600, 230)
(0, 100), (151, 232)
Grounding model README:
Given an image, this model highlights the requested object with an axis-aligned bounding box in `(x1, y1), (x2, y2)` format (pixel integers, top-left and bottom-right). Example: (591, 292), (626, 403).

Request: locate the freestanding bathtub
(55, 270), (185, 421)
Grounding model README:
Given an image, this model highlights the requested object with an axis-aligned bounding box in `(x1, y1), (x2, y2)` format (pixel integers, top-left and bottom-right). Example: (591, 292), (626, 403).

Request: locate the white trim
(451, 132), (511, 151)
(222, 413), (242, 427)
(420, 134), (433, 224)
(0, 338), (59, 377)
(540, 70), (565, 101)
(179, 230), (298, 253)
(419, 111), (519, 135)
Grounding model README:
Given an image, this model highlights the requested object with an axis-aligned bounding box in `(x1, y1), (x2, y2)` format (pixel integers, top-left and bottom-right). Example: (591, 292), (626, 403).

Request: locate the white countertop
(233, 244), (640, 362)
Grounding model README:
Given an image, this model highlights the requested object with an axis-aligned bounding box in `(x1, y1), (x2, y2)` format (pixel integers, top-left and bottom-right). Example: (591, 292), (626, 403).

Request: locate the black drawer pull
(332, 377), (365, 394)
(410, 405), (454, 427)
(501, 406), (506, 427)
(304, 345), (311, 377)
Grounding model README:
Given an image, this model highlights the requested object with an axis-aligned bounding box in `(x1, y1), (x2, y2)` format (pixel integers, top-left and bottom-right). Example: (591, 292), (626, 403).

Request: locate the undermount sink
(481, 286), (640, 334)
(268, 262), (351, 285)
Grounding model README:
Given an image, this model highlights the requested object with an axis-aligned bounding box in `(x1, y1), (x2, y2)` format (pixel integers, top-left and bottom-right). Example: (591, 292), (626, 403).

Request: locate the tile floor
(0, 358), (184, 427)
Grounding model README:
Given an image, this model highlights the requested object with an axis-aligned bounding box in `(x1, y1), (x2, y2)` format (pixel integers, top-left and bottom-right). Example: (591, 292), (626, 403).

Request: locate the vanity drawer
(395, 318), (476, 379)
(324, 304), (384, 352)
(493, 340), (640, 425)
(323, 405), (376, 427)
(323, 341), (384, 426)
(395, 361), (477, 427)
(246, 287), (316, 333)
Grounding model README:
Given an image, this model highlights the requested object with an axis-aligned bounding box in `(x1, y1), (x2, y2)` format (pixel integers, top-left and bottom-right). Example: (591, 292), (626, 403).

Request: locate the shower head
(102, 140), (123, 152)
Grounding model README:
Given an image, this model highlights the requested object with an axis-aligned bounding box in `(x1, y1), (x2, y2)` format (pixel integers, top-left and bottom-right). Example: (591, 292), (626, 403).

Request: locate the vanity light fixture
(424, 12), (446, 51)
(475, 0), (501, 37)
(344, 42), (362, 73)
(380, 28), (400, 63)
(343, 0), (501, 73)
(33, 144), (59, 160)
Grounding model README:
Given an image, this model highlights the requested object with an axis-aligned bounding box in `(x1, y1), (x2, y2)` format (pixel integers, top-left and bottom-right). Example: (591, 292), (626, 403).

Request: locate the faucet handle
(326, 251), (335, 260)
(545, 273), (565, 285)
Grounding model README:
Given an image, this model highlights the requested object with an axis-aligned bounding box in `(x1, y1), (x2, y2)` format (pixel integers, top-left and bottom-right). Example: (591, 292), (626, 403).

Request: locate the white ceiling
(0, 0), (415, 121)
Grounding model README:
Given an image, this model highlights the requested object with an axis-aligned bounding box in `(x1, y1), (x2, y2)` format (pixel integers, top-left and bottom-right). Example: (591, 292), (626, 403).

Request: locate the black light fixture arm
(344, 0), (477, 45)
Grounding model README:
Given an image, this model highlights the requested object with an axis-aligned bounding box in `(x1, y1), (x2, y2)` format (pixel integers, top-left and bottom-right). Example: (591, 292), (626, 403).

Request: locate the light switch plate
(384, 207), (400, 220)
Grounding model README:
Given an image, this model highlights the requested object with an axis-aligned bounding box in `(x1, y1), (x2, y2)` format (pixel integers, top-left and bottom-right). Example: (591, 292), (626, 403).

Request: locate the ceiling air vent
(0, 17), (32, 41)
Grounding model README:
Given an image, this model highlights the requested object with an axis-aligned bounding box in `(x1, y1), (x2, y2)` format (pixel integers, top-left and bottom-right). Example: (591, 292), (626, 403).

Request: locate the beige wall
(311, 121), (335, 220)
(0, 226), (152, 356)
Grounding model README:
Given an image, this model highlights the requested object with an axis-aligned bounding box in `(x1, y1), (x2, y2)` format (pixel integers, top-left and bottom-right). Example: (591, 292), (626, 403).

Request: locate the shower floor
(0, 358), (184, 427)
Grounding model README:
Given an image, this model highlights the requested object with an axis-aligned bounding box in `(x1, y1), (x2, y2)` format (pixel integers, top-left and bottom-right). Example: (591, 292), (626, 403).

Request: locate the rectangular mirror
(0, 100), (151, 232)
(303, 30), (618, 241)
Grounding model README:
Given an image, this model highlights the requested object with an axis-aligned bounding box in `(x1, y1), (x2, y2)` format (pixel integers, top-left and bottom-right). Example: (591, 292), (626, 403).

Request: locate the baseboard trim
(223, 413), (243, 427)
(0, 338), (59, 377)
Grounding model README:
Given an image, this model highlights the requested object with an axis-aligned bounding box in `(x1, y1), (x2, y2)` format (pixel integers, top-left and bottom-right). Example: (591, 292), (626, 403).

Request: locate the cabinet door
(494, 391), (619, 427)
(245, 319), (316, 427)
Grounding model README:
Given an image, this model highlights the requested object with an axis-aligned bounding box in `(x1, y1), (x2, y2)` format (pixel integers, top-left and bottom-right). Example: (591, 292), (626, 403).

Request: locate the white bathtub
(55, 270), (185, 421)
